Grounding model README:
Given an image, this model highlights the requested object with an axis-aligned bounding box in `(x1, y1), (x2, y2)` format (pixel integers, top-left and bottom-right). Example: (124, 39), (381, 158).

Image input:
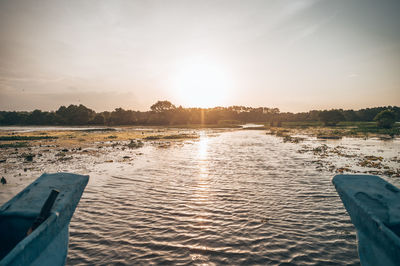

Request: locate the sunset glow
(0, 1), (399, 265)
(172, 57), (230, 108)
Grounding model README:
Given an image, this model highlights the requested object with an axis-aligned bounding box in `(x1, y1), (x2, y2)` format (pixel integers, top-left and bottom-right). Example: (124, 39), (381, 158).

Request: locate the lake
(1, 129), (399, 265)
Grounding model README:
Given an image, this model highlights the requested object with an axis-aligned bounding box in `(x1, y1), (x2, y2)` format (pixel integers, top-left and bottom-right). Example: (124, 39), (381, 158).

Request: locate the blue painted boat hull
(332, 174), (400, 266)
(0, 173), (89, 266)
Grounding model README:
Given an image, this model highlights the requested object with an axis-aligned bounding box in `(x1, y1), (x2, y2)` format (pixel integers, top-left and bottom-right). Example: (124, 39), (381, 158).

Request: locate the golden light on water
(172, 57), (231, 108)
(197, 132), (209, 162)
(192, 132), (211, 237)
(197, 133), (210, 180)
(193, 132), (210, 198)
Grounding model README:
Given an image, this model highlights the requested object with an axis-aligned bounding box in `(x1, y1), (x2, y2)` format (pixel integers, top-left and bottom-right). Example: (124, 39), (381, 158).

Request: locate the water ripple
(67, 130), (362, 265)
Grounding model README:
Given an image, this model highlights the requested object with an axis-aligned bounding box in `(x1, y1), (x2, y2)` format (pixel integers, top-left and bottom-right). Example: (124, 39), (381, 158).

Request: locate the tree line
(0, 101), (398, 127)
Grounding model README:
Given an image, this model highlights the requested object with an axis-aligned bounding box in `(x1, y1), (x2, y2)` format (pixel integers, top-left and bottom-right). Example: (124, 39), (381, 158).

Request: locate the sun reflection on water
(190, 132), (213, 263)
(192, 132), (211, 201)
(197, 132), (210, 179)
(197, 132), (209, 160)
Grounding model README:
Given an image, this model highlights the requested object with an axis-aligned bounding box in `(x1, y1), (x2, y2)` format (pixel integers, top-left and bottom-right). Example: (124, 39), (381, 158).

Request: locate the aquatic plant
(0, 136), (57, 141)
(127, 140), (144, 149)
(0, 142), (29, 149)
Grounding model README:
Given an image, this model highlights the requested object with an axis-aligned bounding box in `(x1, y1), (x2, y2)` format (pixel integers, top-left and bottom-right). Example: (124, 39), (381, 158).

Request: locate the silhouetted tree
(319, 110), (345, 126)
(109, 108), (138, 125)
(90, 113), (105, 125)
(56, 104), (95, 125)
(374, 109), (396, 128)
(0, 111), (28, 125)
(150, 101), (176, 112)
(342, 110), (359, 121)
(0, 104), (399, 126)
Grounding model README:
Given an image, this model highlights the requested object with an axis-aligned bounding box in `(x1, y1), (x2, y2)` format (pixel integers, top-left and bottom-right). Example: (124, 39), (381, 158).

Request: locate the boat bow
(333, 174), (400, 266)
(0, 172), (89, 266)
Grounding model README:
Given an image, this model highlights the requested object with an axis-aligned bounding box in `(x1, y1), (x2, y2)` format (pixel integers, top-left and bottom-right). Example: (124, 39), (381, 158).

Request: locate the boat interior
(0, 214), (36, 260)
(385, 222), (400, 238)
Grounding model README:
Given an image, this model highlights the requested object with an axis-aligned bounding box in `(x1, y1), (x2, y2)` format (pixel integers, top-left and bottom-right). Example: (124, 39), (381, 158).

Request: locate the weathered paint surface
(333, 174), (400, 266)
(0, 173), (89, 266)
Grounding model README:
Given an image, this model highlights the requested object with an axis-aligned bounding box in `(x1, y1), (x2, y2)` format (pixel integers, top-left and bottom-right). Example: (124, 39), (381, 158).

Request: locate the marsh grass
(0, 135), (58, 141)
(144, 133), (198, 140)
(271, 121), (399, 137)
(168, 124), (241, 129)
(0, 142), (29, 148)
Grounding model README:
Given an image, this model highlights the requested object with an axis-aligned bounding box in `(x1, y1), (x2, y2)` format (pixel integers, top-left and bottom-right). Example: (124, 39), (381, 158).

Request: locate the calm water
(67, 130), (365, 265)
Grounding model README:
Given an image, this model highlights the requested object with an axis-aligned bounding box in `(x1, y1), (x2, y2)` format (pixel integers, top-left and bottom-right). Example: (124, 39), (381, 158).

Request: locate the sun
(172, 57), (230, 108)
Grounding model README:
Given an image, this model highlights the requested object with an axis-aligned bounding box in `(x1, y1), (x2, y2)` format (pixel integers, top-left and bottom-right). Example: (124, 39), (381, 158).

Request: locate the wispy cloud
(273, 0), (322, 26)
(287, 12), (337, 45)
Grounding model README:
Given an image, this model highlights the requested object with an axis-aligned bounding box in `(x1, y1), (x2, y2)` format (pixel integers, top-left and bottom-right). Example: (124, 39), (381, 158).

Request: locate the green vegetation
(0, 102), (399, 136)
(273, 119), (400, 136)
(374, 109), (396, 129)
(163, 134), (197, 139)
(126, 140), (144, 148)
(278, 121), (323, 128)
(0, 142), (29, 148)
(144, 133), (198, 140)
(81, 128), (116, 132)
(318, 110), (345, 126)
(169, 124), (241, 129)
(348, 122), (399, 137)
(144, 135), (162, 140)
(150, 101), (176, 112)
(0, 135), (58, 141)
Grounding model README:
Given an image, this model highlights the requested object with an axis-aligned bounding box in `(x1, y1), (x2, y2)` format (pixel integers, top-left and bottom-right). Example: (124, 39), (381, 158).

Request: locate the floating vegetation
(157, 142), (172, 148)
(0, 136), (58, 141)
(383, 169), (400, 177)
(243, 126), (269, 130)
(275, 130), (290, 137)
(163, 134), (197, 139)
(144, 135), (162, 140)
(317, 135), (342, 140)
(58, 156), (73, 161)
(0, 142), (29, 149)
(364, 155), (383, 161)
(81, 128), (116, 132)
(312, 144), (328, 154)
(126, 140), (144, 149)
(336, 167), (352, 173)
(24, 154), (35, 162)
(358, 159), (383, 169)
(144, 133), (198, 140)
(298, 141), (400, 177)
(283, 135), (304, 143)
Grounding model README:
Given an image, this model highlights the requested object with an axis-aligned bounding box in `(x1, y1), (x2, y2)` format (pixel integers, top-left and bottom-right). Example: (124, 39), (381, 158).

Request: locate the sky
(0, 0), (399, 112)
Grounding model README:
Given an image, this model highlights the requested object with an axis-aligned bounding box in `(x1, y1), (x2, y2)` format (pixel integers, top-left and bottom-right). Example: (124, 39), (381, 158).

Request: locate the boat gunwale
(0, 213), (58, 264)
(333, 174), (400, 261)
(0, 172), (89, 265)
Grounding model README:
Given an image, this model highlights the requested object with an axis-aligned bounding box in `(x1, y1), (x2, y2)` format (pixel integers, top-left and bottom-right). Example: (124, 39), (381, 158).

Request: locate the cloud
(287, 12), (337, 45)
(273, 0), (322, 26)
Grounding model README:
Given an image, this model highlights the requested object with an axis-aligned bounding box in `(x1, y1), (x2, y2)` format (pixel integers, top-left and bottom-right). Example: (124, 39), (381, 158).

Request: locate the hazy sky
(0, 0), (399, 112)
